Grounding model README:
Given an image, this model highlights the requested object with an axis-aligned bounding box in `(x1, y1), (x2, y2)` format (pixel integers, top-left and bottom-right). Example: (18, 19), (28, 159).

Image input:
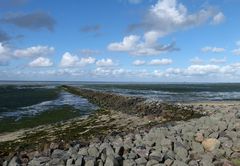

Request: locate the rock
(232, 140), (240, 152)
(188, 160), (198, 166)
(88, 146), (99, 157)
(75, 156), (83, 166)
(195, 132), (204, 143)
(48, 158), (65, 166)
(235, 112), (240, 119)
(172, 160), (188, 166)
(174, 145), (188, 161)
(202, 138), (220, 152)
(8, 156), (20, 166)
(105, 155), (119, 166)
(97, 159), (104, 166)
(146, 159), (159, 166)
(28, 157), (51, 166)
(66, 158), (74, 166)
(192, 142), (204, 153)
(78, 147), (89, 156)
(199, 154), (213, 166)
(51, 149), (68, 159)
(164, 159), (174, 166)
(85, 159), (96, 166)
(135, 157), (147, 165)
(123, 159), (136, 166)
(126, 152), (138, 159)
(149, 150), (164, 162)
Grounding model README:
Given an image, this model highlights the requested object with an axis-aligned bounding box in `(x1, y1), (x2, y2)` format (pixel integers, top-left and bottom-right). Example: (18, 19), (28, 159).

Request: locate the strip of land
(1, 86), (240, 166)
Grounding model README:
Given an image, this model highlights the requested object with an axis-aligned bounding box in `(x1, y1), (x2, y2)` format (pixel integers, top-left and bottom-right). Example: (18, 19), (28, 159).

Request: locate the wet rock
(202, 138), (220, 152)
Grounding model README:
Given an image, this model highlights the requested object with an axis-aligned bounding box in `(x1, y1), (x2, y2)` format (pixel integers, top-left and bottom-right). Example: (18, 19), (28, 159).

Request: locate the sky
(0, 0), (240, 82)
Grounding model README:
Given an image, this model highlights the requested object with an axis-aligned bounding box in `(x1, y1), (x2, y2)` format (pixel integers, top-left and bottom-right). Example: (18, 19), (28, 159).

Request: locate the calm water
(79, 83), (240, 102)
(0, 83), (97, 122)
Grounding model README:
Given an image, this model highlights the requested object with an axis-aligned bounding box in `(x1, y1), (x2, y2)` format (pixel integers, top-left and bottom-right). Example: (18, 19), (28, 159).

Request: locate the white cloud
(190, 57), (204, 64)
(0, 43), (11, 65)
(109, 0), (222, 56)
(232, 48), (240, 56)
(201, 46), (225, 53)
(78, 57), (96, 66)
(212, 12), (225, 25)
(148, 58), (172, 65)
(60, 52), (79, 67)
(14, 45), (54, 57)
(108, 33), (178, 56)
(145, 0), (220, 35)
(210, 57), (226, 64)
(185, 64), (220, 75)
(29, 57), (53, 67)
(133, 60), (145, 66)
(96, 58), (115, 67)
(60, 52), (96, 67)
(80, 49), (100, 56)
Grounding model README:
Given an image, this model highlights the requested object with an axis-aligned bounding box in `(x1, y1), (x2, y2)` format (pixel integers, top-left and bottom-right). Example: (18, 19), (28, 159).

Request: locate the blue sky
(0, 0), (240, 82)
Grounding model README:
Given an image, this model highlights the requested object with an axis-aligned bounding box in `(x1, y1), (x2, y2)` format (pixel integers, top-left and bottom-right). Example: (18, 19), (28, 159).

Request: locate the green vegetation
(0, 106), (81, 133)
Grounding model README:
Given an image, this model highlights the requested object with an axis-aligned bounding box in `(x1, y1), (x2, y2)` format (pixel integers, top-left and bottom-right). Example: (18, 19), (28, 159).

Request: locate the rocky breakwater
(5, 103), (240, 166)
(62, 86), (202, 121)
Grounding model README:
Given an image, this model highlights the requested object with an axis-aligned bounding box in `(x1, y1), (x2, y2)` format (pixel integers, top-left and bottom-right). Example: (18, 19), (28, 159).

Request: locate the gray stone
(235, 112), (240, 119)
(188, 160), (198, 166)
(28, 157), (51, 166)
(75, 156), (83, 166)
(78, 147), (89, 156)
(8, 156), (20, 166)
(172, 160), (188, 166)
(123, 159), (136, 166)
(199, 154), (214, 166)
(51, 149), (69, 160)
(164, 159), (174, 166)
(85, 159), (96, 166)
(149, 150), (164, 162)
(105, 155), (119, 166)
(88, 146), (99, 157)
(97, 159), (104, 166)
(127, 152), (138, 159)
(66, 158), (74, 166)
(208, 132), (219, 139)
(146, 159), (159, 166)
(135, 157), (147, 165)
(192, 142), (204, 153)
(174, 146), (188, 161)
(48, 158), (65, 166)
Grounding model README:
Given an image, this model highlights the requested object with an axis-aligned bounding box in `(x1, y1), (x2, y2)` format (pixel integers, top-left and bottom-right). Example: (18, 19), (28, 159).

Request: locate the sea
(1, 81), (240, 132)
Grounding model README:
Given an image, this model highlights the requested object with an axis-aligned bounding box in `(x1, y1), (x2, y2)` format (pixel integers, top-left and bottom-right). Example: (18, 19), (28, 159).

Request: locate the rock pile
(4, 104), (240, 166)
